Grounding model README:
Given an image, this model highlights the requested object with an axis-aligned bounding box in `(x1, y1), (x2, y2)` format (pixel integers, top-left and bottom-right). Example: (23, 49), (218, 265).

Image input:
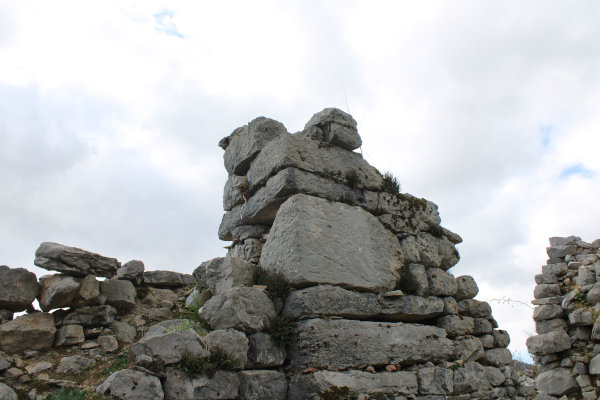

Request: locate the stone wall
(527, 236), (600, 399)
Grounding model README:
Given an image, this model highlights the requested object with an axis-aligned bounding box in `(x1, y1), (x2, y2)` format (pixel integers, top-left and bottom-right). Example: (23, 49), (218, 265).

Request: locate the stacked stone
(200, 108), (524, 399)
(527, 236), (600, 399)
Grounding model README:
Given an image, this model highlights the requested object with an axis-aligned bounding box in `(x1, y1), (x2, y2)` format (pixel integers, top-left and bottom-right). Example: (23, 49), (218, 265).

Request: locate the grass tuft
(176, 348), (240, 379)
(381, 172), (400, 194)
(344, 170), (360, 188)
(255, 267), (293, 299)
(264, 315), (296, 347)
(395, 264), (420, 295)
(44, 387), (88, 400)
(319, 386), (359, 400)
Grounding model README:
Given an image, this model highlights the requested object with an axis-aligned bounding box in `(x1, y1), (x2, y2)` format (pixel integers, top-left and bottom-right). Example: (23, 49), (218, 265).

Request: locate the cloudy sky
(2, 1), (600, 360)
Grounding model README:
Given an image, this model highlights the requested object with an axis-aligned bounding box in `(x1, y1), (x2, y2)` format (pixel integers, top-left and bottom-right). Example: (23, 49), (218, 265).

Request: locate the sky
(2, 0), (600, 361)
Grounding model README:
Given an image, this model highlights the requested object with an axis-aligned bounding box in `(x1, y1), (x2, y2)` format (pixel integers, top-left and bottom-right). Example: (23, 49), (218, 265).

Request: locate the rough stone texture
(238, 370), (288, 400)
(418, 367), (454, 395)
(54, 324), (85, 346)
(586, 282), (600, 305)
(0, 265), (39, 312)
(100, 280), (136, 309)
(526, 330), (571, 355)
(479, 348), (512, 366)
(457, 299), (492, 318)
(246, 333), (286, 369)
(533, 304), (565, 321)
(427, 268), (457, 297)
(202, 287), (276, 334)
(589, 354), (600, 375)
(454, 336), (485, 362)
(536, 318), (568, 334)
(287, 370), (418, 400)
(409, 263), (429, 296)
(569, 308), (594, 326)
(246, 133), (383, 189)
(535, 274), (558, 284)
(436, 315), (474, 337)
(62, 305), (117, 327)
(98, 335), (119, 352)
(492, 329), (510, 348)
(288, 319), (453, 370)
(577, 265), (596, 286)
(473, 318), (493, 335)
(219, 167), (364, 241)
(453, 362), (488, 394)
(229, 238), (261, 263)
(114, 260), (144, 286)
(547, 245), (577, 259)
(139, 287), (179, 309)
(402, 234), (460, 271)
(224, 117), (287, 175)
(0, 383), (17, 400)
(543, 262), (568, 276)
(378, 295), (445, 322)
(203, 257), (257, 296)
(223, 174), (246, 210)
(143, 270), (194, 287)
(203, 329), (249, 370)
(24, 361), (52, 374)
(534, 283), (561, 299)
(96, 369), (164, 400)
(0, 355), (10, 371)
(34, 242), (120, 278)
(71, 275), (100, 308)
(261, 194), (403, 292)
(442, 296), (458, 315)
(38, 274), (81, 312)
(455, 275), (479, 301)
(0, 309), (13, 323)
(303, 108), (361, 150)
(0, 312), (56, 352)
(163, 367), (239, 400)
(56, 355), (94, 373)
(535, 368), (579, 396)
(112, 321), (137, 344)
(129, 329), (209, 365)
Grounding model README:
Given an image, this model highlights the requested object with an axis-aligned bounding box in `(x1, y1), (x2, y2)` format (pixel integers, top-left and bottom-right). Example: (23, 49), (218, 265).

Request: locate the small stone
(98, 335), (119, 352)
(56, 355), (94, 374)
(24, 361), (52, 374)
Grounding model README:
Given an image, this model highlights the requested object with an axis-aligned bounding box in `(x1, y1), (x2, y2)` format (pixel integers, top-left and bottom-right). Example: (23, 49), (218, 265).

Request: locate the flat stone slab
(261, 194), (403, 293)
(219, 167), (362, 240)
(0, 313), (56, 353)
(246, 133), (383, 190)
(288, 319), (453, 370)
(34, 242), (120, 278)
(283, 285), (444, 322)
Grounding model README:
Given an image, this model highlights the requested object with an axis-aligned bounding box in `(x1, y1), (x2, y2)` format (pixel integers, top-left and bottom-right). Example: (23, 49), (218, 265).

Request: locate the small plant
(255, 267), (293, 299)
(104, 353), (129, 376)
(165, 320), (194, 332)
(426, 224), (445, 238)
(395, 264), (419, 295)
(264, 315), (296, 347)
(338, 193), (356, 206)
(45, 387), (88, 400)
(344, 170), (360, 188)
(178, 292), (211, 330)
(381, 172), (400, 194)
(176, 348), (240, 378)
(238, 180), (260, 200)
(319, 386), (359, 400)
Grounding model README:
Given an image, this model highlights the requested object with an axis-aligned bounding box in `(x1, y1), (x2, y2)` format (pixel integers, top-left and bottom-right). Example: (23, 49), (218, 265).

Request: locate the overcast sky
(2, 1), (599, 361)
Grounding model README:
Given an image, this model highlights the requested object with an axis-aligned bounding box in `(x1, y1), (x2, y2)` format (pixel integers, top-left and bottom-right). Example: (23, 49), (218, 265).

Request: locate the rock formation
(527, 236), (600, 399)
(0, 108), (529, 399)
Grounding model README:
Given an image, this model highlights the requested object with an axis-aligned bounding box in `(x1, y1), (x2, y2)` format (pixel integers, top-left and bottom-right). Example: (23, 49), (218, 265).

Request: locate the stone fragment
(0, 383), (17, 400)
(403, 234), (459, 271)
(427, 268), (457, 296)
(535, 274), (558, 284)
(532, 297), (563, 305)
(418, 367), (454, 395)
(246, 333), (286, 369)
(0, 309), (13, 323)
(550, 236), (580, 246)
(203, 257), (257, 296)
(62, 305), (117, 327)
(34, 242), (119, 278)
(228, 239), (261, 263)
(479, 348), (512, 366)
(24, 361), (52, 374)
(98, 335), (119, 352)
(144, 307), (173, 321)
(454, 336), (484, 362)
(478, 335), (495, 349)
(129, 329), (209, 365)
(289, 319), (453, 370)
(0, 355), (9, 371)
(543, 263), (568, 276)
(303, 108), (361, 150)
(114, 260), (144, 286)
(112, 321), (137, 344)
(442, 296), (458, 315)
(535, 368), (579, 396)
(287, 370), (418, 400)
(202, 287), (276, 334)
(224, 117), (287, 175)
(100, 280), (136, 309)
(96, 369), (164, 400)
(485, 366), (506, 386)
(547, 245), (577, 259)
(457, 299), (492, 318)
(533, 305), (565, 321)
(577, 265), (597, 286)
(162, 367), (239, 400)
(139, 287), (179, 309)
(569, 308), (594, 326)
(492, 329), (510, 348)
(536, 318), (568, 334)
(455, 275), (479, 301)
(377, 192), (441, 225)
(143, 270), (194, 287)
(37, 274), (81, 311)
(203, 329), (249, 370)
(246, 134), (383, 190)
(56, 355), (94, 373)
(436, 315), (474, 337)
(453, 361), (489, 394)
(408, 264), (429, 296)
(534, 284), (561, 299)
(71, 275), (100, 308)
(223, 174), (246, 210)
(587, 282), (600, 305)
(238, 370), (288, 400)
(3, 367), (23, 378)
(473, 318), (493, 335)
(261, 194), (403, 292)
(526, 330), (571, 355)
(0, 266), (39, 312)
(0, 313), (56, 353)
(54, 324), (85, 346)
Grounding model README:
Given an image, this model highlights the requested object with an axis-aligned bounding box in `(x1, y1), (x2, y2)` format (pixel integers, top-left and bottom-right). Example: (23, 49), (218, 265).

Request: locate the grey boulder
(37, 274), (81, 311)
(457, 299), (492, 318)
(436, 315), (474, 337)
(479, 348), (512, 367)
(96, 369), (164, 400)
(535, 368), (579, 396)
(238, 370), (288, 400)
(100, 280), (136, 309)
(455, 275), (479, 301)
(0, 312), (56, 352)
(0, 383), (17, 400)
(34, 242), (120, 278)
(143, 270), (194, 287)
(54, 324), (85, 346)
(246, 333), (286, 369)
(0, 265), (39, 312)
(61, 305), (117, 326)
(163, 367), (239, 400)
(427, 268), (458, 296)
(526, 330), (571, 355)
(203, 329), (249, 370)
(203, 257), (257, 296)
(129, 329), (209, 365)
(303, 107), (361, 151)
(114, 260), (144, 286)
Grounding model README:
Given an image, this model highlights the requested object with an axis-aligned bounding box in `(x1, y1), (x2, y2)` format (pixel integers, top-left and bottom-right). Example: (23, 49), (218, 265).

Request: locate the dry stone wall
(0, 108), (530, 400)
(527, 236), (600, 400)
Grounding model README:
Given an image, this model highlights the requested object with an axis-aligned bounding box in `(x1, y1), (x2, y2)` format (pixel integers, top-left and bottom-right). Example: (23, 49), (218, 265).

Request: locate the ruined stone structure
(527, 236), (600, 399)
(0, 108), (531, 399)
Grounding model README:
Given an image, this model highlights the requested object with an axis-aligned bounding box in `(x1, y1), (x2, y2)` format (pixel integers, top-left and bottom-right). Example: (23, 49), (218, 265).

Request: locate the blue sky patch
(539, 124), (552, 147)
(153, 9), (183, 38)
(560, 164), (595, 180)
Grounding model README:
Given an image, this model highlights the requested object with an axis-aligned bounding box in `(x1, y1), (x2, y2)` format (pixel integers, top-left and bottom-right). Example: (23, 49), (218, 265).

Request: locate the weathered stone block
(526, 330), (571, 355)
(546, 245), (577, 259)
(453, 361), (489, 394)
(536, 318), (568, 334)
(0, 313), (56, 353)
(533, 305), (565, 321)
(96, 369), (164, 400)
(303, 108), (361, 151)
(246, 333), (286, 369)
(479, 348), (512, 366)
(203, 329), (249, 370)
(418, 367), (454, 395)
(223, 174), (246, 210)
(38, 274), (81, 311)
(114, 260), (144, 286)
(203, 257), (257, 296)
(71, 275), (100, 308)
(238, 370), (288, 400)
(534, 284), (561, 299)
(54, 324), (85, 347)
(100, 280), (136, 309)
(163, 367), (240, 400)
(129, 329), (209, 365)
(0, 265), (39, 312)
(143, 270), (194, 287)
(62, 305), (117, 327)
(455, 275), (479, 301)
(427, 268), (457, 296)
(34, 242), (119, 278)
(457, 299), (492, 318)
(436, 315), (474, 337)
(535, 368), (579, 396)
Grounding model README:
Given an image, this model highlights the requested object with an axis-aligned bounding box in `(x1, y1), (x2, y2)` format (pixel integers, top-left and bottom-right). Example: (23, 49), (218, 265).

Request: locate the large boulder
(201, 287), (276, 334)
(302, 108), (361, 151)
(61, 305), (117, 326)
(0, 313), (56, 352)
(71, 275), (100, 308)
(288, 319), (453, 370)
(0, 265), (39, 312)
(526, 330), (571, 356)
(246, 133), (383, 189)
(454, 275), (479, 301)
(96, 369), (164, 400)
(34, 242), (120, 278)
(37, 274), (81, 311)
(246, 333), (286, 369)
(100, 280), (136, 309)
(114, 260), (144, 286)
(0, 383), (17, 400)
(535, 368), (579, 396)
(260, 194), (403, 293)
(163, 367), (240, 400)
(224, 117), (287, 175)
(203, 329), (249, 370)
(143, 270), (194, 287)
(129, 329), (209, 365)
(203, 257), (256, 296)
